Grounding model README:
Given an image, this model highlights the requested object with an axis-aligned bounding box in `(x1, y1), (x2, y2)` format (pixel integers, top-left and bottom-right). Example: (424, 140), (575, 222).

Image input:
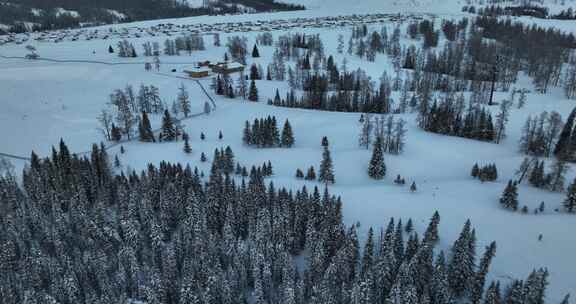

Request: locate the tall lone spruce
(319, 146), (335, 184)
(281, 119), (295, 147)
(249, 79), (259, 102)
(368, 135), (386, 179)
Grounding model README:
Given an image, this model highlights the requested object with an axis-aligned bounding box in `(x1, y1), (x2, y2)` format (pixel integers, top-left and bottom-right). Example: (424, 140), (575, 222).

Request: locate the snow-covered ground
(1, 1), (575, 301)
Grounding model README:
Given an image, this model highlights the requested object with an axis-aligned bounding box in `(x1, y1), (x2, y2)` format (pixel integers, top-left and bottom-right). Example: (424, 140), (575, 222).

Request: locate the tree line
(0, 0), (304, 34)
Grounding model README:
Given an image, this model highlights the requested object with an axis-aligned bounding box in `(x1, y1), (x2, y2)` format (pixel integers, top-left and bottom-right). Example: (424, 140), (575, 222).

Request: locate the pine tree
(410, 182), (417, 192)
(160, 110), (177, 141)
(554, 106), (576, 159)
(183, 136), (192, 154)
(423, 211), (440, 244)
(243, 121), (252, 145)
(472, 163), (480, 178)
(219, 130), (223, 140)
(252, 44), (260, 58)
(138, 111), (155, 142)
(448, 220), (476, 297)
(405, 218), (414, 233)
(114, 155), (121, 168)
(305, 166), (316, 180)
(361, 227), (375, 277)
(281, 119), (295, 147)
(319, 146), (335, 184)
(321, 136), (329, 147)
(368, 136), (386, 179)
(108, 45), (114, 53)
(177, 83), (191, 118)
(483, 281), (502, 304)
(201, 152), (207, 162)
(471, 242), (497, 304)
(296, 169), (304, 179)
(500, 180), (519, 211)
(549, 160), (569, 192)
(529, 161), (545, 188)
(564, 178), (576, 212)
(249, 79), (259, 102)
(200, 132), (205, 140)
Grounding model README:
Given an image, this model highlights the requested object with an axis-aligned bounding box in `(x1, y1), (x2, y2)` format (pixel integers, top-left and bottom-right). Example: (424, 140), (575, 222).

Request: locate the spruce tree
(499, 180), (519, 211)
(321, 136), (329, 147)
(183, 136), (192, 154)
(423, 211), (440, 244)
(177, 83), (191, 118)
(252, 44), (260, 58)
(281, 119), (295, 147)
(564, 178), (576, 212)
(160, 110), (177, 141)
(296, 169), (304, 179)
(448, 220), (476, 297)
(319, 146), (335, 184)
(471, 163), (480, 178)
(139, 111), (155, 142)
(554, 106), (576, 159)
(243, 121), (252, 145)
(249, 80), (259, 102)
(305, 166), (316, 180)
(405, 218), (414, 233)
(471, 242), (497, 304)
(483, 281), (502, 304)
(361, 227), (375, 277)
(114, 155), (121, 168)
(368, 136), (386, 179)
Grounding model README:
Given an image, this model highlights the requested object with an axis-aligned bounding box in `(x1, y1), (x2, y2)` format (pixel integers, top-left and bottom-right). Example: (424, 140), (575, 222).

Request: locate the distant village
(0, 12), (425, 46)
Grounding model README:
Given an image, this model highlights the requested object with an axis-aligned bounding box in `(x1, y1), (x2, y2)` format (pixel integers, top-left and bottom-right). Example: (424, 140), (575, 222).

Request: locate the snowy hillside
(1, 2), (575, 304)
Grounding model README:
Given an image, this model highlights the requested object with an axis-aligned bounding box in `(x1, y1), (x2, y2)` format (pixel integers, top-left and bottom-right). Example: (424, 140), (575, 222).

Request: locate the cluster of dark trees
(468, 4), (576, 20)
(295, 166), (317, 180)
(475, 4), (549, 18)
(226, 36), (248, 64)
(98, 84), (165, 142)
(0, 0), (304, 34)
(358, 114), (407, 154)
(263, 14), (575, 118)
(155, 34), (205, 56)
(242, 116), (294, 148)
(516, 157), (569, 193)
(518, 111), (563, 157)
(213, 73), (258, 102)
(1, 143), (556, 303)
(117, 39), (138, 57)
(552, 8), (576, 20)
(471, 163), (498, 182)
(418, 96), (496, 142)
(406, 20), (440, 49)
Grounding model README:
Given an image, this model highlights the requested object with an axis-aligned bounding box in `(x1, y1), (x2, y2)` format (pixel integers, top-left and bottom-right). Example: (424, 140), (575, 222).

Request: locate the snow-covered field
(1, 1), (575, 301)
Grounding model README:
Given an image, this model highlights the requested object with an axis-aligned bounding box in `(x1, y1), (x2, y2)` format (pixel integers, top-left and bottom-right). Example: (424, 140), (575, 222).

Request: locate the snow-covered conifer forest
(1, 0), (576, 303)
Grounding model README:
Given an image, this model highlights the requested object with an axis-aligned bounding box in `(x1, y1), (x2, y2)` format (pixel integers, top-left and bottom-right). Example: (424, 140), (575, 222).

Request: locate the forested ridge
(0, 0), (304, 33)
